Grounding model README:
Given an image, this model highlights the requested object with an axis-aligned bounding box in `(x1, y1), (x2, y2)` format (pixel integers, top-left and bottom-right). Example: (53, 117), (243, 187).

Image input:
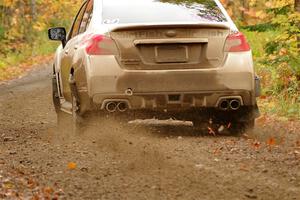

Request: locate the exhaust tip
(105, 102), (117, 113)
(230, 100), (241, 110)
(219, 100), (229, 111)
(117, 102), (128, 112)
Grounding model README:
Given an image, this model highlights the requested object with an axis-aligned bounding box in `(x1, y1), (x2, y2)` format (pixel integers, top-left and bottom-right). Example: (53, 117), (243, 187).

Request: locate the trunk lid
(109, 24), (230, 70)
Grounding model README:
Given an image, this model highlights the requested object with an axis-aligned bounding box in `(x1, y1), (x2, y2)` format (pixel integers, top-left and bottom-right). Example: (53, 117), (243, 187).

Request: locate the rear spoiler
(109, 22), (231, 32)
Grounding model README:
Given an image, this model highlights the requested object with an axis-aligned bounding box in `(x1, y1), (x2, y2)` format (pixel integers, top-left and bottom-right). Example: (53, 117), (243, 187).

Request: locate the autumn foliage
(0, 0), (81, 65)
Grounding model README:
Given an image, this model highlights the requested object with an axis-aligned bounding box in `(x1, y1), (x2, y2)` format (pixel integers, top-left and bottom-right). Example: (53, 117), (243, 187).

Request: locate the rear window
(102, 0), (227, 24)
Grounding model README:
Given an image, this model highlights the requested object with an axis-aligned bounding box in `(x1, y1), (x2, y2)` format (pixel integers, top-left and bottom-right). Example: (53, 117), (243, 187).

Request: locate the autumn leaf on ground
(267, 138), (276, 146)
(227, 122), (232, 129)
(43, 186), (54, 195)
(213, 147), (223, 155)
(207, 127), (216, 136)
(68, 162), (77, 170)
(240, 164), (249, 172)
(260, 95), (267, 100)
(296, 140), (300, 148)
(3, 181), (14, 189)
(252, 141), (261, 150)
(27, 178), (37, 189)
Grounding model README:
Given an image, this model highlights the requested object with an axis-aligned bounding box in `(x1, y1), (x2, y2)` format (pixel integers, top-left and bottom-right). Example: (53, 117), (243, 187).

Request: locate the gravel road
(0, 64), (299, 200)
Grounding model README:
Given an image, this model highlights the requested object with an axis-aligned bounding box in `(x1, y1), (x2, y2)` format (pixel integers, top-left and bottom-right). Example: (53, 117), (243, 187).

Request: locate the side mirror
(48, 27), (67, 47)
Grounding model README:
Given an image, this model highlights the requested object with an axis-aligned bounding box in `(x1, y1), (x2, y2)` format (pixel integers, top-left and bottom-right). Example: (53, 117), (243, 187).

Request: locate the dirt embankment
(0, 64), (299, 200)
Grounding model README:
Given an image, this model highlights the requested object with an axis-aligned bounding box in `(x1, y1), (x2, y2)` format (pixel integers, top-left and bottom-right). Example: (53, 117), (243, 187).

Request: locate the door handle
(64, 49), (69, 55)
(74, 45), (79, 50)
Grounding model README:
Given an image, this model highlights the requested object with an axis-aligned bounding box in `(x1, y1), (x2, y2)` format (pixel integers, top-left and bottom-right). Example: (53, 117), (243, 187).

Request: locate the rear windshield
(102, 0), (227, 24)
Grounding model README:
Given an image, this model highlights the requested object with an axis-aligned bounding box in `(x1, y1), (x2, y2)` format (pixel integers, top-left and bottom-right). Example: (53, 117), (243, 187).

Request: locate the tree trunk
(30, 0), (37, 56)
(296, 0), (300, 11)
(30, 0), (36, 21)
(296, 0), (300, 49)
(296, 0), (300, 83)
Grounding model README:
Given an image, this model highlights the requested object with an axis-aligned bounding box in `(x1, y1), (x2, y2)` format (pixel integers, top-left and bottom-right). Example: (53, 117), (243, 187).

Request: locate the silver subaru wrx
(48, 0), (261, 133)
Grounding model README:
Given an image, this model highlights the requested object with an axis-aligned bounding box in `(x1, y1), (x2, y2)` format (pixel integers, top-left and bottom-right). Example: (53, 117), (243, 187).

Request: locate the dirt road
(0, 64), (300, 200)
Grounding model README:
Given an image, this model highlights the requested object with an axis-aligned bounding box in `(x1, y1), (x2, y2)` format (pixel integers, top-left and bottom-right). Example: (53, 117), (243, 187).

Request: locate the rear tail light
(84, 34), (116, 55)
(224, 32), (251, 52)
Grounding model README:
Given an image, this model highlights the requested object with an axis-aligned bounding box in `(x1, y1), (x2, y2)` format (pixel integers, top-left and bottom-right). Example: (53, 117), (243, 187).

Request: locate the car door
(59, 1), (88, 101)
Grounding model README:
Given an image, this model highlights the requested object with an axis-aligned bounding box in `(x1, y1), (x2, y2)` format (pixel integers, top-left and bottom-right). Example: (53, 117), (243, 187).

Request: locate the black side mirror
(48, 27), (67, 47)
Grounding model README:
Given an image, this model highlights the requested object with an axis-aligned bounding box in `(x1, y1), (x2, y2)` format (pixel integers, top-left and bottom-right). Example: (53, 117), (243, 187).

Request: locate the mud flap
(52, 74), (61, 112)
(69, 74), (80, 112)
(255, 76), (261, 97)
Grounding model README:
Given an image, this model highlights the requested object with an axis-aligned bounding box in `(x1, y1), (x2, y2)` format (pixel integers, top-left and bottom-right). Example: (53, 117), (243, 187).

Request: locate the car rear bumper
(84, 52), (257, 111)
(92, 90), (252, 110)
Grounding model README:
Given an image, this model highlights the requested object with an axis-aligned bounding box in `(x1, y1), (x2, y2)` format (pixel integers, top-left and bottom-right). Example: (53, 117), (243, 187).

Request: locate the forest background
(0, 0), (299, 118)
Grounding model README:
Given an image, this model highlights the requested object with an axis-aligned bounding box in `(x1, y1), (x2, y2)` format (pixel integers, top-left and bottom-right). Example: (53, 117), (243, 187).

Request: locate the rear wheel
(229, 119), (255, 135)
(192, 108), (256, 135)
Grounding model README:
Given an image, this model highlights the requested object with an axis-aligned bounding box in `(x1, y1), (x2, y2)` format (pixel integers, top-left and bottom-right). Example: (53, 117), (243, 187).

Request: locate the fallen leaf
(227, 122), (232, 129)
(267, 138), (276, 146)
(195, 164), (205, 169)
(240, 164), (249, 171)
(296, 140), (300, 147)
(207, 127), (216, 136)
(260, 95), (267, 100)
(68, 162), (77, 170)
(294, 150), (300, 155)
(27, 178), (36, 189)
(252, 141), (261, 149)
(279, 48), (288, 56)
(43, 187), (54, 194)
(3, 181), (14, 189)
(213, 147), (223, 155)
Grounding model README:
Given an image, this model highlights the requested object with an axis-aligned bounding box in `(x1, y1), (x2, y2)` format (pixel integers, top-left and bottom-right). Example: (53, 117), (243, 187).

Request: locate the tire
(229, 119), (255, 135)
(193, 113), (255, 135)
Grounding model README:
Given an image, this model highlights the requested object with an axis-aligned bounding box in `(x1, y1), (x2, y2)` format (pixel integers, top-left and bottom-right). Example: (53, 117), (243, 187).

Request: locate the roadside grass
(259, 97), (300, 120)
(242, 29), (279, 59)
(0, 32), (57, 81)
(243, 29), (300, 120)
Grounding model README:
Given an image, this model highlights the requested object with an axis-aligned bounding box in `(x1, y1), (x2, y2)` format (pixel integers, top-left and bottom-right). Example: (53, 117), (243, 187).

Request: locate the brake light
(85, 34), (114, 55)
(224, 32), (251, 52)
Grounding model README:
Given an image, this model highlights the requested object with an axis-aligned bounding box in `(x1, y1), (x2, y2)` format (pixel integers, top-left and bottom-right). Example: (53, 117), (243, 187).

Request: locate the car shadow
(55, 112), (239, 140)
(126, 123), (236, 138)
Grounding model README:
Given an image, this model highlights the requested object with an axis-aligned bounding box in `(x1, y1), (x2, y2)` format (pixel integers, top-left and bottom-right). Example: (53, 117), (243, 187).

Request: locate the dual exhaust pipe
(105, 97), (241, 112)
(105, 101), (128, 113)
(218, 99), (241, 111)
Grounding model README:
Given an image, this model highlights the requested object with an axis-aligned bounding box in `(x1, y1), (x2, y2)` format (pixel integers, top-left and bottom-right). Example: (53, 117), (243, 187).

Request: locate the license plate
(155, 45), (188, 63)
